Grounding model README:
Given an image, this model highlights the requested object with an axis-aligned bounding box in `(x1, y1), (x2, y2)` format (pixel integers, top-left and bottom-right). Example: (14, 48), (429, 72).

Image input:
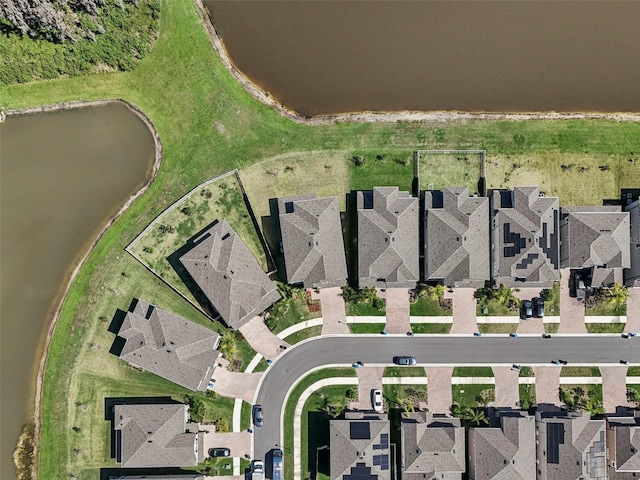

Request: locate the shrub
(185, 395), (206, 422)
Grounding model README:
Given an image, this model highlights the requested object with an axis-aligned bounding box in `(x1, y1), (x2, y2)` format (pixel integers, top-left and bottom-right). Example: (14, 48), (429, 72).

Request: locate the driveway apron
(239, 316), (290, 361)
(385, 288), (411, 334)
(600, 366), (631, 413)
(425, 366), (453, 414)
(517, 317), (545, 334)
(492, 367), (521, 409)
(533, 366), (561, 408)
(449, 288), (477, 334)
(318, 287), (350, 335)
(558, 268), (587, 333)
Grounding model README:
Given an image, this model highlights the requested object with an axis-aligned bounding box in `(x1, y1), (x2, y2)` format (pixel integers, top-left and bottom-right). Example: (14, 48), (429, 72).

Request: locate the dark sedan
(209, 448), (231, 457)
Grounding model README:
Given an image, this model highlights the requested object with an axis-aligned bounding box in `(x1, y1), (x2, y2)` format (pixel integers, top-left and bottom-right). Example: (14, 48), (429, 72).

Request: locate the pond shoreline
(6, 99), (163, 480)
(195, 0), (640, 123)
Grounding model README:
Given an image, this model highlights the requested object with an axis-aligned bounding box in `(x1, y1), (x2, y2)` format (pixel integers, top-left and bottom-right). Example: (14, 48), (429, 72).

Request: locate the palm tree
(430, 284), (445, 300)
(467, 408), (488, 426)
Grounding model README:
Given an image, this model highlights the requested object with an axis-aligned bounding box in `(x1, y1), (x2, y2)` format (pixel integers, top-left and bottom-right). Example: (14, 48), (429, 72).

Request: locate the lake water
(207, 1), (640, 116)
(0, 103), (155, 480)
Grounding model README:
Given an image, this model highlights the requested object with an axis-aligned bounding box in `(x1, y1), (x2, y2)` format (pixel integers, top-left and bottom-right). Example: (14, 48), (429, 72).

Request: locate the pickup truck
(272, 448), (283, 480)
(252, 460), (264, 480)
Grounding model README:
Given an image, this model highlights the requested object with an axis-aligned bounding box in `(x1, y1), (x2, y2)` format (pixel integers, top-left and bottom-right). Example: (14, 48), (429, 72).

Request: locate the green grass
(383, 385), (428, 411)
(252, 357), (271, 373)
(545, 323), (560, 333)
(478, 323), (518, 334)
(5, 0), (640, 477)
(519, 366), (534, 377)
(418, 151), (483, 193)
(349, 323), (387, 334)
(240, 401), (252, 432)
(409, 296), (452, 316)
(477, 299), (519, 316)
(283, 368), (356, 480)
(452, 384), (495, 409)
(628, 368), (640, 376)
(383, 367), (426, 378)
(266, 295), (322, 334)
(453, 367), (494, 377)
(559, 384), (604, 415)
(560, 367), (601, 377)
(345, 302), (386, 316)
(519, 384), (536, 409)
(410, 323), (452, 334)
(586, 303), (628, 316)
(283, 325), (323, 345)
(544, 283), (560, 316)
(586, 323), (626, 333)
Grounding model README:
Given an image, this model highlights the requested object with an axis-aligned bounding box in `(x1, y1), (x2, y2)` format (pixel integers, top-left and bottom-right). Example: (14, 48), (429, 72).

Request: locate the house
(559, 206), (630, 287)
(116, 299), (220, 392)
(625, 199), (640, 286)
(535, 411), (606, 480)
(113, 403), (203, 468)
(490, 187), (560, 288)
(330, 412), (391, 480)
(178, 220), (281, 330)
(277, 194), (348, 288)
(424, 187), (490, 287)
(357, 187), (419, 289)
(467, 410), (535, 480)
(401, 412), (466, 480)
(606, 411), (640, 479)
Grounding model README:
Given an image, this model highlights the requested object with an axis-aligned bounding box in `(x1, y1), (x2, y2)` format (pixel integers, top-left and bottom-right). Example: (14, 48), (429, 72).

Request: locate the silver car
(253, 404), (264, 427)
(393, 356), (417, 366)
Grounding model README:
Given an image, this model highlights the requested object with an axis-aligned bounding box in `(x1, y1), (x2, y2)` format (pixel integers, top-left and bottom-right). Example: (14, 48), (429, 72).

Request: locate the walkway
(385, 288), (411, 334)
(558, 269), (587, 333)
(448, 288), (477, 334)
(210, 368), (262, 404)
(492, 367), (520, 409)
(350, 366), (384, 411)
(424, 366), (453, 413)
(626, 287), (640, 332)
(601, 366), (631, 413)
(533, 366), (561, 409)
(239, 316), (290, 361)
(318, 287), (350, 335)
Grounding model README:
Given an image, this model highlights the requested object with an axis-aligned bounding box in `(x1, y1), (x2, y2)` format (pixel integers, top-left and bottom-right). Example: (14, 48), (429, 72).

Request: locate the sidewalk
(239, 315), (290, 361)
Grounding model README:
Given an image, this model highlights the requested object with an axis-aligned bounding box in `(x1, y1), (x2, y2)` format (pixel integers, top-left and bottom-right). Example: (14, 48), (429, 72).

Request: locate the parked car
(533, 297), (545, 318)
(511, 364), (521, 371)
(393, 356), (417, 366)
(253, 404), (264, 427)
(575, 273), (587, 299)
(209, 448), (231, 457)
(372, 389), (383, 412)
(520, 300), (533, 319)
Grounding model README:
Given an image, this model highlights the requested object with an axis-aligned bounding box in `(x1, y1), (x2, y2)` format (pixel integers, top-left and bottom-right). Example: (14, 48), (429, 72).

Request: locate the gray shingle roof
(330, 412), (391, 480)
(424, 187), (489, 287)
(117, 300), (220, 392)
(401, 412), (465, 480)
(560, 206), (630, 287)
(535, 411), (606, 480)
(468, 412), (535, 480)
(607, 415), (640, 474)
(357, 187), (419, 288)
(113, 404), (200, 468)
(278, 195), (348, 288)
(491, 187), (560, 288)
(178, 220), (281, 330)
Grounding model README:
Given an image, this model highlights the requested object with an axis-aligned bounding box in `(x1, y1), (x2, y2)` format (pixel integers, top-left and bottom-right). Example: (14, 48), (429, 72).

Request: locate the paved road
(252, 334), (640, 463)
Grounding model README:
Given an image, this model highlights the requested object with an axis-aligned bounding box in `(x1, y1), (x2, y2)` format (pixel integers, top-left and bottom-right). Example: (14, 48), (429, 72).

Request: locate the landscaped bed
(559, 385), (604, 415)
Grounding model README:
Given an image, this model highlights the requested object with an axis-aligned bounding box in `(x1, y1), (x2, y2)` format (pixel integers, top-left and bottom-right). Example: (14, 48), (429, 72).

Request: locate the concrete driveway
(517, 317), (545, 334)
(202, 429), (251, 459)
(385, 288), (411, 334)
(318, 287), (350, 335)
(626, 287), (640, 332)
(425, 366), (453, 413)
(239, 316), (290, 361)
(492, 367), (520, 409)
(533, 366), (561, 407)
(211, 368), (262, 403)
(448, 288), (477, 334)
(601, 366), (631, 413)
(558, 269), (586, 333)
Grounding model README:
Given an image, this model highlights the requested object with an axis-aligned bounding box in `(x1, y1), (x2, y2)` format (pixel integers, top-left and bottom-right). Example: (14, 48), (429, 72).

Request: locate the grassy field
(5, 0), (640, 478)
(418, 151), (484, 193)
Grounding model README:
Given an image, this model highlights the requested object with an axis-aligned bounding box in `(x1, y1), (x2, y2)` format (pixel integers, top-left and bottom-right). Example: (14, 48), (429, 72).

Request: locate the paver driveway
(318, 287), (350, 335)
(492, 366), (520, 409)
(425, 366), (453, 413)
(601, 366), (631, 413)
(202, 430), (251, 459)
(558, 268), (587, 333)
(350, 366), (384, 411)
(211, 368), (262, 403)
(448, 288), (477, 334)
(385, 288), (411, 334)
(239, 316), (290, 361)
(626, 287), (640, 332)
(533, 366), (561, 408)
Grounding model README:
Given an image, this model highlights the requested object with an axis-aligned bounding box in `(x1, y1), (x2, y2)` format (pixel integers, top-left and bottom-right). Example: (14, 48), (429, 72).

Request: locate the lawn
(559, 385), (604, 415)
(417, 150), (485, 194)
(478, 323), (518, 334)
(383, 385), (428, 413)
(560, 367), (601, 377)
(519, 384), (536, 410)
(349, 323), (387, 334)
(283, 325), (323, 345)
(545, 323), (560, 333)
(585, 302), (628, 316)
(453, 367), (494, 377)
(5, 0), (640, 477)
(410, 323), (452, 334)
(544, 283), (560, 316)
(409, 296), (453, 316)
(265, 290), (322, 335)
(586, 323), (626, 334)
(383, 367), (426, 378)
(452, 384), (495, 409)
(345, 302), (386, 316)
(240, 400), (252, 432)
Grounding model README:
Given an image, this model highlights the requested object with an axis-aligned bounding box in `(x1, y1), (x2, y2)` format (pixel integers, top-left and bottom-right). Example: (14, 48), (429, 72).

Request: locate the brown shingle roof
(357, 187), (419, 288)
(491, 187), (560, 288)
(424, 187), (490, 287)
(114, 404), (200, 468)
(401, 412), (465, 480)
(117, 300), (220, 392)
(278, 195), (348, 288)
(178, 220), (280, 330)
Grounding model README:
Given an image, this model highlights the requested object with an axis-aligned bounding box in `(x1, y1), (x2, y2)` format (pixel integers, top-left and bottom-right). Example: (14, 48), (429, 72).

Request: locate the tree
(219, 334), (237, 359)
(185, 395), (206, 422)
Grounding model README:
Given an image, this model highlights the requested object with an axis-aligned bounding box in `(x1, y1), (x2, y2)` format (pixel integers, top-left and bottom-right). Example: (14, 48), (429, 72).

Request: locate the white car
(372, 389), (383, 413)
